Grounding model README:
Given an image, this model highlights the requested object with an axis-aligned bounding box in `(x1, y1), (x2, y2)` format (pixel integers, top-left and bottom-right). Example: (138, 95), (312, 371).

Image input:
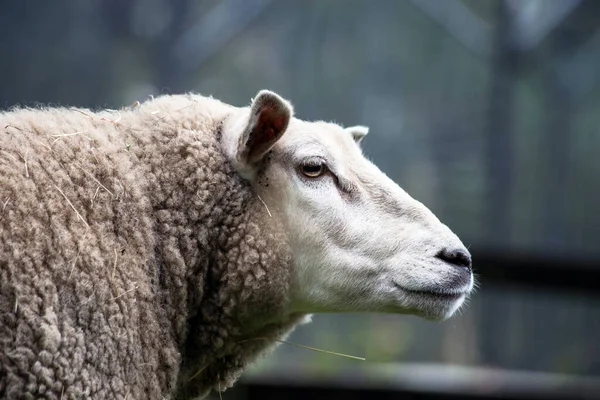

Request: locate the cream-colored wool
(0, 94), (306, 399)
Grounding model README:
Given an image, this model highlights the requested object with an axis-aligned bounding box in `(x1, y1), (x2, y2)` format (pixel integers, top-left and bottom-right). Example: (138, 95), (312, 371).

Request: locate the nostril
(436, 248), (472, 269)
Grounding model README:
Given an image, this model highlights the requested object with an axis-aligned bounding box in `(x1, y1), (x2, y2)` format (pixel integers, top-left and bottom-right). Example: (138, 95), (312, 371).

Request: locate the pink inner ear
(257, 108), (286, 142)
(271, 114), (287, 132)
(244, 103), (290, 163)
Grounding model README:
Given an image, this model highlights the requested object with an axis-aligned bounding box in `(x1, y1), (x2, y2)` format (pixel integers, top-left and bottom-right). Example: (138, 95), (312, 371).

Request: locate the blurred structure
(1, 0), (599, 399)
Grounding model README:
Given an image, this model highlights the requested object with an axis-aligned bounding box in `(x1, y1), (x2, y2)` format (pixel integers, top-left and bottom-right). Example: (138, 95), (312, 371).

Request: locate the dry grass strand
(91, 186), (100, 206)
(112, 248), (118, 280)
(5, 124), (23, 133)
(111, 284), (138, 300)
(16, 149), (29, 178)
(217, 374), (223, 400)
(187, 365), (207, 382)
(273, 339), (366, 360)
(53, 184), (90, 228)
(2, 197), (10, 213)
(75, 163), (114, 197)
(71, 108), (95, 120)
(257, 195), (272, 218)
(237, 337), (365, 361)
(68, 246), (82, 279)
(51, 131), (88, 138)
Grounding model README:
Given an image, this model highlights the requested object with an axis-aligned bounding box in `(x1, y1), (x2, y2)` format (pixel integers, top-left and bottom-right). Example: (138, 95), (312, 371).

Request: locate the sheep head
(222, 90), (473, 321)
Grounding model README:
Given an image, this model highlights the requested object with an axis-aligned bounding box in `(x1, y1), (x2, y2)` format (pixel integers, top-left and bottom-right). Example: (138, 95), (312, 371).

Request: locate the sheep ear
(346, 125), (369, 143)
(238, 90), (293, 165)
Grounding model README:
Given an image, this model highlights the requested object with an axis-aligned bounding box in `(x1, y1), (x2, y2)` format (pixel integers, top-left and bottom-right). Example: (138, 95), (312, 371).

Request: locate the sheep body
(0, 94), (305, 399)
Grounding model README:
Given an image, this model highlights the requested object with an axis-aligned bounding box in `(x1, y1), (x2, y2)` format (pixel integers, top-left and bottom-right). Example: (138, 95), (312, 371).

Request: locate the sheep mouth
(392, 282), (467, 301)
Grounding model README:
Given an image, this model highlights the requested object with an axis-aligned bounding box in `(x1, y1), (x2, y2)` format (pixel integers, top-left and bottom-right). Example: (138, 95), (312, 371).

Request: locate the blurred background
(1, 0), (599, 399)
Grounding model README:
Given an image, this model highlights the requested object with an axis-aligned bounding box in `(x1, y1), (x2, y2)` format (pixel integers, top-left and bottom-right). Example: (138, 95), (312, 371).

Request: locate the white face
(222, 91), (474, 321)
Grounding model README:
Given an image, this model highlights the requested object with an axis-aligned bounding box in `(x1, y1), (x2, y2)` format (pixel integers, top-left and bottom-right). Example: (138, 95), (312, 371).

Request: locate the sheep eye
(300, 162), (326, 178)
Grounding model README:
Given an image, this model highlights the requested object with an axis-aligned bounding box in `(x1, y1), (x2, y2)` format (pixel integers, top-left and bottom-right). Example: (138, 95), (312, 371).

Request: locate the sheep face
(222, 91), (473, 321)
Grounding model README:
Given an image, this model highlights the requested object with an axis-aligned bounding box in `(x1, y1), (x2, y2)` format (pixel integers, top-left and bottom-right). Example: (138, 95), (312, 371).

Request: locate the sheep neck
(137, 126), (303, 398)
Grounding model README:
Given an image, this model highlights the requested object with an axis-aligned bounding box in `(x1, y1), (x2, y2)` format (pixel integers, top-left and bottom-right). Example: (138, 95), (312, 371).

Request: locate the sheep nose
(436, 247), (472, 270)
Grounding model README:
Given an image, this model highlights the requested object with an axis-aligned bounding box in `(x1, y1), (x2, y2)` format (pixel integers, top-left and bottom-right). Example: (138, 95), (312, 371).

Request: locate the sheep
(0, 90), (474, 400)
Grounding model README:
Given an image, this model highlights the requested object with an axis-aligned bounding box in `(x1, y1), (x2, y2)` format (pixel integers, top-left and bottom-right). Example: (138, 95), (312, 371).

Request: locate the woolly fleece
(0, 94), (307, 399)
